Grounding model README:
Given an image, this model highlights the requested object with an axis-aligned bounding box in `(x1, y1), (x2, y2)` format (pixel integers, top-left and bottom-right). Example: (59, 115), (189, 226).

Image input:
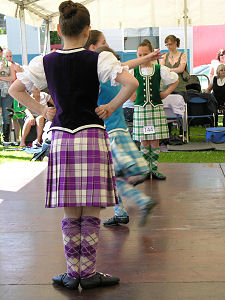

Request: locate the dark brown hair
(84, 30), (102, 49)
(0, 46), (3, 52)
(165, 35), (180, 48)
(59, 1), (90, 37)
(217, 49), (225, 61)
(138, 39), (154, 52)
(95, 46), (120, 60)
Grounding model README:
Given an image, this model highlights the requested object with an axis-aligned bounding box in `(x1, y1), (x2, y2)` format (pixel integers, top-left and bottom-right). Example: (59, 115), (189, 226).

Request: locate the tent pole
(183, 0), (188, 59)
(19, 4), (28, 66)
(43, 19), (50, 55)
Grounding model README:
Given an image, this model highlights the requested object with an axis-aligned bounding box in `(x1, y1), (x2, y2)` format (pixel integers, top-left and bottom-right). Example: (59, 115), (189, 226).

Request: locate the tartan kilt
(46, 128), (118, 208)
(108, 130), (149, 176)
(133, 104), (169, 141)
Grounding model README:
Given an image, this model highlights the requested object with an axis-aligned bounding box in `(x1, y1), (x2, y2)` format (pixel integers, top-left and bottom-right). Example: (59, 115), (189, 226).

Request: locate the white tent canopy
(0, 0), (225, 30)
(1, 0), (225, 29)
(0, 0), (225, 64)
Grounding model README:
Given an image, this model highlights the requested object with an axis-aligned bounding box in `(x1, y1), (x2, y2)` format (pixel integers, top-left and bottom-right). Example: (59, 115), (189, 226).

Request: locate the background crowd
(0, 37), (224, 147)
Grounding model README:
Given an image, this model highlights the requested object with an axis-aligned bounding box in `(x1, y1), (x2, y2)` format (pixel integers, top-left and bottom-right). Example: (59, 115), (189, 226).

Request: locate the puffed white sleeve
(97, 51), (128, 86)
(160, 65), (178, 86)
(16, 55), (47, 92)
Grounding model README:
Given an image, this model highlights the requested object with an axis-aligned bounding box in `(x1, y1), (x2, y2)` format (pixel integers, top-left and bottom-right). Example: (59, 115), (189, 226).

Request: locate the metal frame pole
(19, 4), (28, 66)
(43, 19), (50, 55)
(183, 0), (188, 58)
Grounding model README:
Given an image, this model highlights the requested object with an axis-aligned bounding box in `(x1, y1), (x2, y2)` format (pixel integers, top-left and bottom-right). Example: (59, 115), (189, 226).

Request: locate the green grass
(159, 151), (225, 163)
(159, 124), (225, 163)
(0, 124), (224, 164)
(0, 146), (33, 164)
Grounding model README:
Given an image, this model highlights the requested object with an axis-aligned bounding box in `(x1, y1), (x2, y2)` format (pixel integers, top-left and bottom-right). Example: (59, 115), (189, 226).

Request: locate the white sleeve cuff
(98, 52), (128, 86)
(160, 65), (178, 85)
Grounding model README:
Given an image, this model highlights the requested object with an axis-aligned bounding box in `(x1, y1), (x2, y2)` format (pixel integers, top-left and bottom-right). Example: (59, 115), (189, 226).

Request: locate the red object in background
(193, 25), (225, 67)
(50, 44), (62, 50)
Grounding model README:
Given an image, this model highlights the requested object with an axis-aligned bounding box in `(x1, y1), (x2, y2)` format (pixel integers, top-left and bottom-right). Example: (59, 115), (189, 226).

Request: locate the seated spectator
(20, 87), (52, 147)
(206, 64), (225, 127)
(209, 49), (225, 83)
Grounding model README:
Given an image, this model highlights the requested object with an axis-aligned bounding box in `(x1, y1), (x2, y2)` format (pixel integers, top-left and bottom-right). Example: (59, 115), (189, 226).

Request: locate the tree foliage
(0, 27), (6, 35)
(50, 31), (61, 45)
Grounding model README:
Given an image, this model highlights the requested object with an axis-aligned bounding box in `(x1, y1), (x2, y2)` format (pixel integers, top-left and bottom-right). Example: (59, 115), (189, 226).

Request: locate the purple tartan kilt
(46, 128), (119, 208)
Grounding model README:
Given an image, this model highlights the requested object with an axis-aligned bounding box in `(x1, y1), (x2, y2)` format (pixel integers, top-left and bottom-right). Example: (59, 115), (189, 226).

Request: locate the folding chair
(163, 94), (187, 142)
(186, 97), (216, 142)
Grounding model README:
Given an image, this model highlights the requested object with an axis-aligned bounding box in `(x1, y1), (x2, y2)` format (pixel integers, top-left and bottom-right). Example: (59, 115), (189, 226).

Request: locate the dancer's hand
(145, 49), (164, 62)
(42, 106), (56, 121)
(95, 104), (113, 120)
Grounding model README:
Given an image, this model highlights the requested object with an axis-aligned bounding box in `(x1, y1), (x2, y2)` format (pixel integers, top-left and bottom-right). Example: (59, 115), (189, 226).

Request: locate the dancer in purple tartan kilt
(9, 0), (138, 290)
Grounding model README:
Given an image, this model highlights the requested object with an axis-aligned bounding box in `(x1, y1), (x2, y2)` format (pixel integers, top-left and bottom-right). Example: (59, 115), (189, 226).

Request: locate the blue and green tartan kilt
(133, 104), (169, 141)
(108, 130), (149, 177)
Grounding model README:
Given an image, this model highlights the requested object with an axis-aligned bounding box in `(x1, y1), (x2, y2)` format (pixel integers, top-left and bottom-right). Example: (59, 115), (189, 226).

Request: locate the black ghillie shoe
(146, 172), (151, 179)
(139, 200), (157, 227)
(80, 272), (120, 289)
(152, 171), (166, 180)
(103, 215), (129, 226)
(52, 273), (79, 290)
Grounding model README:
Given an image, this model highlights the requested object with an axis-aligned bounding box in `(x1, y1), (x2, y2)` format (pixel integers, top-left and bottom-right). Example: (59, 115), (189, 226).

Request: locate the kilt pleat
(108, 130), (149, 176)
(46, 128), (118, 208)
(133, 104), (169, 141)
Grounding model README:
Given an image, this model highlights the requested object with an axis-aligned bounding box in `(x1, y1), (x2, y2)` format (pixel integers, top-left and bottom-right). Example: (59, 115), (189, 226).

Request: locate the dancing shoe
(52, 273), (79, 290)
(80, 272), (120, 289)
(32, 139), (42, 148)
(103, 215), (129, 226)
(127, 174), (149, 186)
(139, 199), (157, 227)
(152, 171), (166, 180)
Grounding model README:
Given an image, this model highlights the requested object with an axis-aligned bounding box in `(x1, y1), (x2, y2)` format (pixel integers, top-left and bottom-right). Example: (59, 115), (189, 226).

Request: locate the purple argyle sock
(62, 218), (81, 279)
(80, 216), (101, 279)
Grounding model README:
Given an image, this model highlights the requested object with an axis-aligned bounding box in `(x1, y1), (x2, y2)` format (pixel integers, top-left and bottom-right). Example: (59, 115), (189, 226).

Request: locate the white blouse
(217, 77), (225, 86)
(129, 65), (178, 85)
(210, 60), (225, 83)
(140, 65), (178, 85)
(17, 48), (125, 92)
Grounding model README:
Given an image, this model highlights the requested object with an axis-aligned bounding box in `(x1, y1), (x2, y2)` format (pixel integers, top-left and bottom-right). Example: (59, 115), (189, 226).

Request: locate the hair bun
(59, 1), (77, 19)
(143, 39), (151, 44)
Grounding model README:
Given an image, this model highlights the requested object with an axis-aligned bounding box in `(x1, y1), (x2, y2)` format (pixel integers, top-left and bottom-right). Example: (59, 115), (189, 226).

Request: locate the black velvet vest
(43, 48), (104, 131)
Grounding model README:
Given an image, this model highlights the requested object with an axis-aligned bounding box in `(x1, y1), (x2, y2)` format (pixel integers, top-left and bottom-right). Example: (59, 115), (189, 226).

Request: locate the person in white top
(209, 49), (225, 83)
(19, 87), (52, 147)
(206, 64), (225, 126)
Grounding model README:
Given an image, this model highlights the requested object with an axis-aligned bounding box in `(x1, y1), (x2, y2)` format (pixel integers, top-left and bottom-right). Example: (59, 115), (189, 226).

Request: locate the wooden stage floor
(0, 162), (225, 300)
